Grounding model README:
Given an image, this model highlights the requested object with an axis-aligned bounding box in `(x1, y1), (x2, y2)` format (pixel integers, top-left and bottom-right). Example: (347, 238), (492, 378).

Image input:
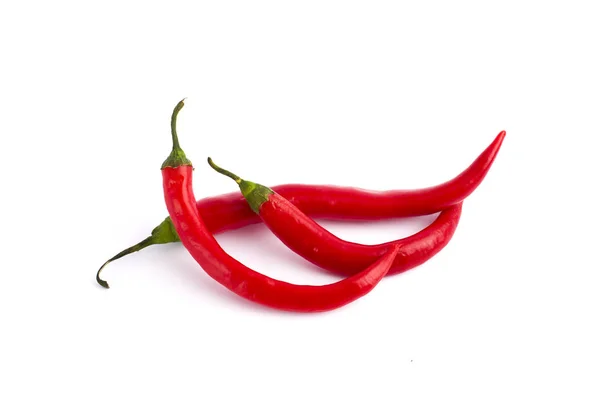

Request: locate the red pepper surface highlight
(161, 100), (397, 312)
(208, 158), (463, 276)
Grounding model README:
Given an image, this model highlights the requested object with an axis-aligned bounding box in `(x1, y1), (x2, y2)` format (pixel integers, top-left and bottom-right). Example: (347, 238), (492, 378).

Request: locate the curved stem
(170, 99), (186, 151)
(161, 99), (192, 169)
(207, 157), (274, 214)
(96, 236), (155, 289)
(207, 157), (242, 184)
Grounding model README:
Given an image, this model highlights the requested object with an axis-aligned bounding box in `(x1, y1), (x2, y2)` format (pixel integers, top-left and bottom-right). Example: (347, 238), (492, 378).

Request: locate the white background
(1, 1), (599, 399)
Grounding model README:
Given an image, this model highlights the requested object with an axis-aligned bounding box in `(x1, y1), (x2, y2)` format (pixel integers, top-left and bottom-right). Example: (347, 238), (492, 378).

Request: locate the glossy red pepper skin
(257, 193), (463, 275)
(163, 165), (399, 312)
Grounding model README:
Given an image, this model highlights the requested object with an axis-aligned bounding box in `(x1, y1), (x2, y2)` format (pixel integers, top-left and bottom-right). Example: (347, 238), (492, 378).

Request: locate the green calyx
(238, 179), (273, 214)
(150, 216), (181, 243)
(161, 99), (192, 169)
(95, 217), (181, 289)
(161, 147), (191, 169)
(207, 157), (273, 214)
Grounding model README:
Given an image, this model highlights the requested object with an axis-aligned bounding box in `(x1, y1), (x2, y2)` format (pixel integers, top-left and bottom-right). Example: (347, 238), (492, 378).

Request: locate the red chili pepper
(96, 131), (504, 286)
(208, 159), (464, 276)
(199, 129), (504, 224)
(270, 131), (504, 219)
(160, 100), (398, 312)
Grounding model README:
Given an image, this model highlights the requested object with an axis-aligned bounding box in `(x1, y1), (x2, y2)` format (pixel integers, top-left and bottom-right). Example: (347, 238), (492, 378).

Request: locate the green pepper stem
(170, 98), (185, 151)
(161, 99), (192, 169)
(207, 157), (242, 184)
(95, 217), (181, 288)
(96, 236), (155, 289)
(206, 157), (274, 214)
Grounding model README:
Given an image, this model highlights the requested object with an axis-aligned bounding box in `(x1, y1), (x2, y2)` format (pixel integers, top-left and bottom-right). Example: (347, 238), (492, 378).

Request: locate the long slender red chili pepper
(182, 129), (503, 229)
(160, 100), (398, 312)
(268, 131), (504, 219)
(208, 159), (463, 276)
(96, 130), (504, 286)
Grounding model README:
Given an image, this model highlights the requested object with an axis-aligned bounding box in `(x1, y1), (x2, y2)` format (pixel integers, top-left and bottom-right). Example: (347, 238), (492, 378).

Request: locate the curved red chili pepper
(258, 195), (462, 276)
(160, 100), (398, 312)
(272, 131), (503, 219)
(196, 129), (504, 227)
(208, 159), (464, 276)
